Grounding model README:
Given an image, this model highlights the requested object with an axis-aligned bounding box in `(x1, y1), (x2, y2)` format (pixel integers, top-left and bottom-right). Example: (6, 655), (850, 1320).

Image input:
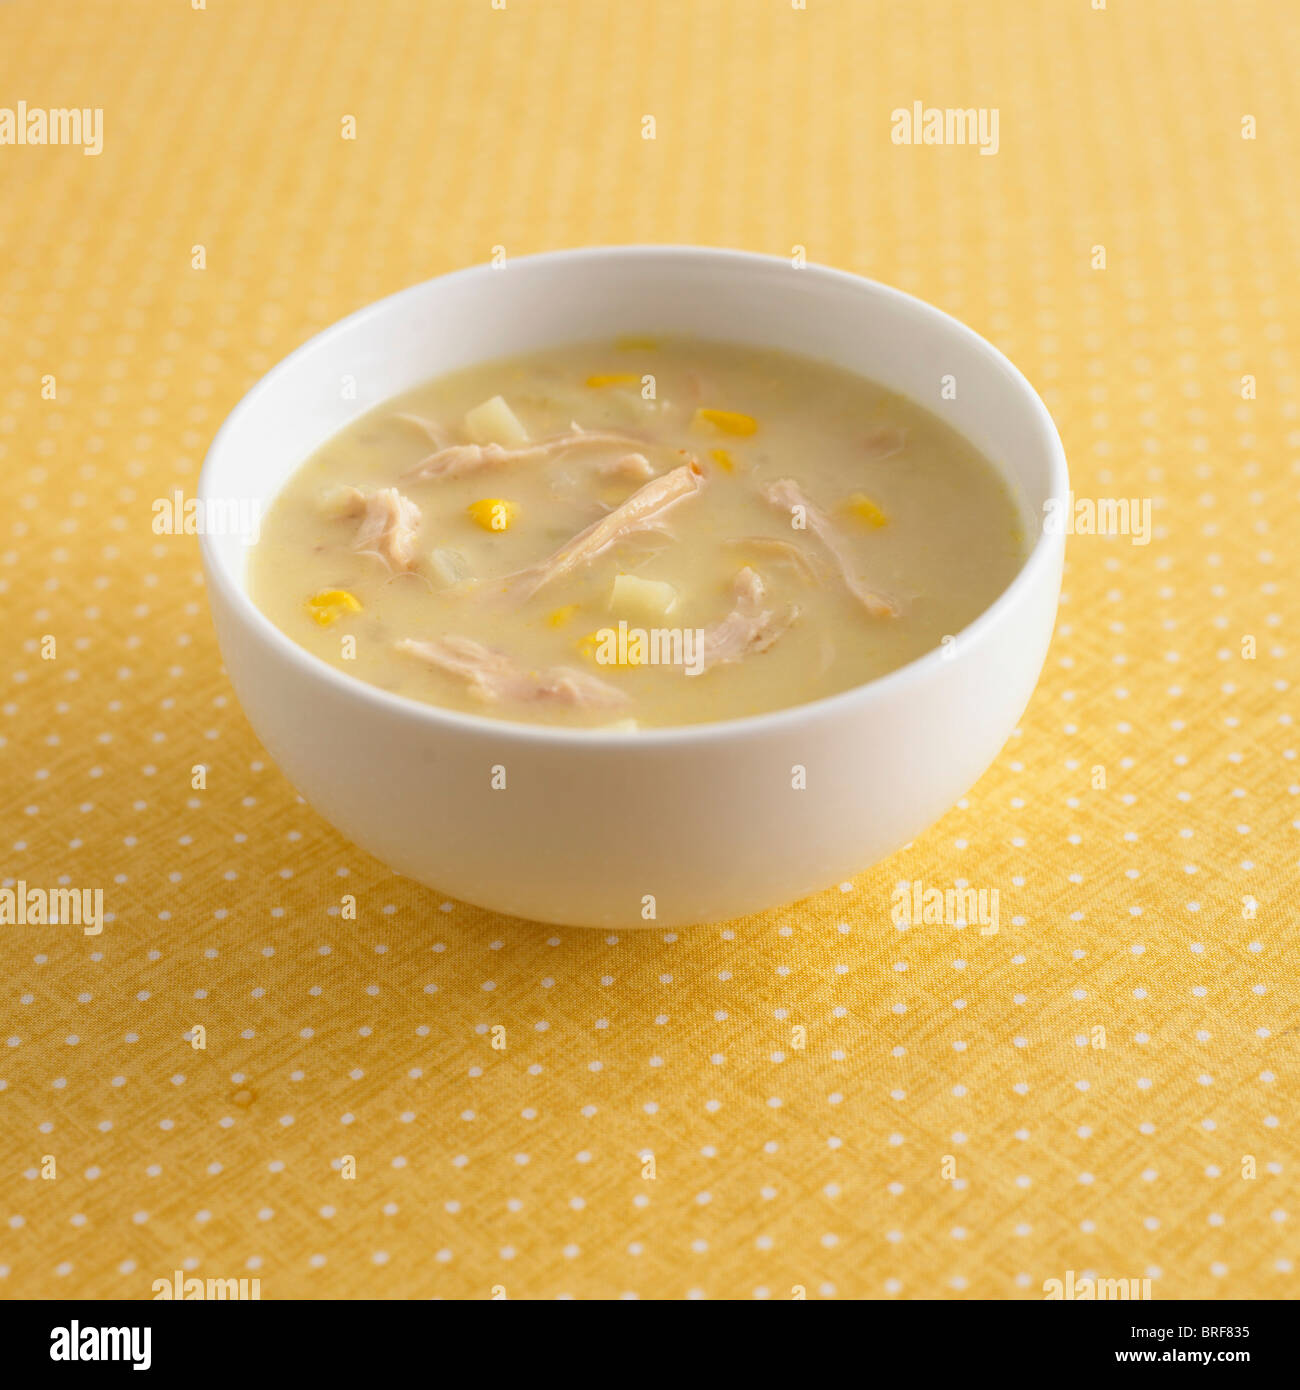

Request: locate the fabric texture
(0, 0), (1295, 1299)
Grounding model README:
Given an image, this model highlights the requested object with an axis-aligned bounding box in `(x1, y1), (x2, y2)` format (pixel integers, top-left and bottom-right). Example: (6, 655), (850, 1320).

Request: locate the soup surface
(250, 338), (1025, 728)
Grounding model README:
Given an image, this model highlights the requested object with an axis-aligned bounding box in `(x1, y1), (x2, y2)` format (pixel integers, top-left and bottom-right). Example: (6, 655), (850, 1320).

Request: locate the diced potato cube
(467, 498), (519, 532)
(609, 572), (677, 618)
(693, 407), (758, 437)
(320, 485), (362, 520)
(427, 547), (471, 587)
(464, 395), (529, 448)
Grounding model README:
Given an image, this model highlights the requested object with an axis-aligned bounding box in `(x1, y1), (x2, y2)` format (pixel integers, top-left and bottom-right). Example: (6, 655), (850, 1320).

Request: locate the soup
(249, 338), (1025, 729)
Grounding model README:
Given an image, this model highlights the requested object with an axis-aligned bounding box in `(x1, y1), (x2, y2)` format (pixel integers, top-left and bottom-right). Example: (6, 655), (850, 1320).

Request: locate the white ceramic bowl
(200, 246), (1067, 928)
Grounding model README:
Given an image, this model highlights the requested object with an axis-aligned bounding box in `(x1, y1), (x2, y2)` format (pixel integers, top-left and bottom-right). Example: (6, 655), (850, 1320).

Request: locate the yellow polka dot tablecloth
(1, 0), (1297, 1302)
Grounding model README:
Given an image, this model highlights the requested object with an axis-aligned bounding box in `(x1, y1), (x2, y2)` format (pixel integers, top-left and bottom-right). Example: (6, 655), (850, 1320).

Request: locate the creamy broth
(249, 338), (1025, 728)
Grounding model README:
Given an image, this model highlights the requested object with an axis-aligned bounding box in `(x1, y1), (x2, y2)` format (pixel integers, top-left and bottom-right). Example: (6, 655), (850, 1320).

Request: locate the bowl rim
(199, 243), (1068, 747)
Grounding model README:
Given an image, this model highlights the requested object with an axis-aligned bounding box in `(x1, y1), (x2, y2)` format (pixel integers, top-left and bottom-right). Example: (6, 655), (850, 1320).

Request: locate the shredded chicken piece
(697, 566), (798, 671)
(397, 635), (631, 709)
(673, 372), (707, 427)
(724, 535), (828, 584)
(598, 452), (655, 481)
(509, 462), (705, 598)
(862, 425), (906, 460)
(332, 486), (423, 573)
(762, 478), (898, 617)
(395, 412), (449, 448)
(403, 427), (647, 482)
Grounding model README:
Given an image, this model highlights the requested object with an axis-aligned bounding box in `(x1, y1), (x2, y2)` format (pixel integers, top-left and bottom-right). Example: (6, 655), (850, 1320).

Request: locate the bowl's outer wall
(206, 545), (1061, 927)
(200, 249), (1067, 927)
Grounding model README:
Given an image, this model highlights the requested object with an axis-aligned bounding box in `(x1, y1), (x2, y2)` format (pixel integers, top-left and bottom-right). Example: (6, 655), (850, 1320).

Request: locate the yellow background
(1, 0), (1296, 1300)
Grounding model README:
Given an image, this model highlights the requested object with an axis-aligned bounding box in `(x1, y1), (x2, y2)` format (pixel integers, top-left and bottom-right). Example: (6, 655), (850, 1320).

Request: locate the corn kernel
(306, 589), (362, 626)
(710, 447), (735, 473)
(693, 407), (758, 437)
(547, 603), (579, 628)
(843, 492), (889, 528)
(585, 372), (640, 388)
(467, 498), (519, 532)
